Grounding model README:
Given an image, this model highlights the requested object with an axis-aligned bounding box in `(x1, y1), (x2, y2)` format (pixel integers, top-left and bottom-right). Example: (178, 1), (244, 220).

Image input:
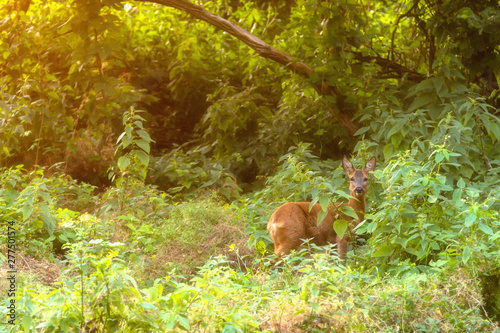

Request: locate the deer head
(342, 156), (376, 199)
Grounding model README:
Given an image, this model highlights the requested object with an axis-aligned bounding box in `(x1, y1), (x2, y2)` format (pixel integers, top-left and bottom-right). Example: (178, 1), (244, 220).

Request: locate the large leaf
(462, 245), (473, 263)
(117, 156), (131, 172)
(135, 139), (150, 154)
(478, 222), (494, 236)
(334, 219), (348, 239)
(317, 209), (328, 226)
(464, 212), (476, 227)
(339, 205), (358, 219)
(134, 150), (150, 167)
(373, 244), (395, 257)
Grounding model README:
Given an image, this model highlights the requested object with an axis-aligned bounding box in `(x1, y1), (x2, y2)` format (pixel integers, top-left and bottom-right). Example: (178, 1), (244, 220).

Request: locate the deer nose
(355, 187), (364, 194)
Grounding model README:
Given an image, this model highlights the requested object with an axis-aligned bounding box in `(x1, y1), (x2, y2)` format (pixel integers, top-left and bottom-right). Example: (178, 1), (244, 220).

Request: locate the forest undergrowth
(1, 137), (499, 331)
(2, 0), (500, 331)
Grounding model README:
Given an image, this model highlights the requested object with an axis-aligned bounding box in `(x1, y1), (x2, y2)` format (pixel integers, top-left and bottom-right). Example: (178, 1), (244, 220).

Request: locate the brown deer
(267, 156), (376, 260)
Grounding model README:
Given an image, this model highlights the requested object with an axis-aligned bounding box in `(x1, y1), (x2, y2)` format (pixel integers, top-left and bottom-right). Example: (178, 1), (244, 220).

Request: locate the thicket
(1, 0), (500, 331)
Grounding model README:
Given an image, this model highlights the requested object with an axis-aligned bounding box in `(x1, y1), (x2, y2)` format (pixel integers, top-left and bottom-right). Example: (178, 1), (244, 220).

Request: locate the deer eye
(350, 177), (355, 182)
(363, 177), (368, 182)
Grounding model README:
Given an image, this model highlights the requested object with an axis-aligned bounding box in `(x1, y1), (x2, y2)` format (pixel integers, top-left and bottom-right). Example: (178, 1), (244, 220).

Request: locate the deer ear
(364, 156), (376, 172)
(342, 155), (355, 173)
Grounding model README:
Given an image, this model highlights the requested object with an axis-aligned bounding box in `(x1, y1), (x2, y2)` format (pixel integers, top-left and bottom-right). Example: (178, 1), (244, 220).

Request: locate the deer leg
(337, 236), (349, 261)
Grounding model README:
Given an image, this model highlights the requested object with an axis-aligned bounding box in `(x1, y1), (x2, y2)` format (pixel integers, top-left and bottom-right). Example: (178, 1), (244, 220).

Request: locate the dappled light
(1, 0), (499, 331)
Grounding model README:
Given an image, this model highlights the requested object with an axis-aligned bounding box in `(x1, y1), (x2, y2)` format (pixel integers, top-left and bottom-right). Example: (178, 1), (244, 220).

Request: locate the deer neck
(349, 194), (366, 221)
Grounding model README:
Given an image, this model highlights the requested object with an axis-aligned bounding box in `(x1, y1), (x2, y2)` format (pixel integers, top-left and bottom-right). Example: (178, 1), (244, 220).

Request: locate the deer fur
(267, 156), (376, 260)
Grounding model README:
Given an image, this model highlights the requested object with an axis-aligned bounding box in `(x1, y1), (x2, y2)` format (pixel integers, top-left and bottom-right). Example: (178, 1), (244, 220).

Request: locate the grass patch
(144, 197), (249, 277)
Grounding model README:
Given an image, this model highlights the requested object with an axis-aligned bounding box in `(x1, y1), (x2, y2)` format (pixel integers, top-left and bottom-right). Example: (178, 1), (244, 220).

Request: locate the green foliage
(255, 143), (344, 205)
(0, 1), (142, 175)
(113, 107), (153, 183)
(2, 0), (500, 183)
(358, 153), (500, 273)
(358, 78), (500, 171)
(150, 146), (241, 200)
(17, 241), (142, 332)
(3, 0), (500, 330)
(101, 107), (158, 215)
(351, 75), (500, 275)
(0, 166), (97, 257)
(12, 249), (498, 332)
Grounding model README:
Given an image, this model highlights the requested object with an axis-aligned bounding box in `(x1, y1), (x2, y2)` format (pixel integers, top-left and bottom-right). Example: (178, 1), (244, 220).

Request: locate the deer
(267, 155), (376, 261)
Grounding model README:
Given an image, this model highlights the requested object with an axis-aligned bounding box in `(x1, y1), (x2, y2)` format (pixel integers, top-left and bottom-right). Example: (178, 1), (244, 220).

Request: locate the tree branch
(351, 52), (425, 82)
(139, 0), (308, 74)
(135, 0), (357, 135)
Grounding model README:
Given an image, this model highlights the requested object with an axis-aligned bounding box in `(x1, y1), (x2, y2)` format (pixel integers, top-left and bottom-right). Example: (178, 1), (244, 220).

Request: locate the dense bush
(6, 248), (498, 332)
(2, 0), (500, 331)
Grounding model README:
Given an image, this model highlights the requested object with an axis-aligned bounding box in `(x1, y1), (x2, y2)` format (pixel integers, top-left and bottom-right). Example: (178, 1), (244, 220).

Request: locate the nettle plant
(113, 107), (153, 184)
(101, 108), (154, 215)
(0, 166), (97, 257)
(360, 152), (499, 270)
(355, 84), (500, 274)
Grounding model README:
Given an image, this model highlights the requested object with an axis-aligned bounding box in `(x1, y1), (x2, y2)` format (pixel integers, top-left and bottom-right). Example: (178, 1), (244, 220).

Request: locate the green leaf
(435, 152), (444, 163)
(432, 76), (445, 94)
(308, 196), (319, 211)
(390, 133), (403, 148)
(122, 135), (133, 148)
(383, 144), (395, 162)
(177, 315), (190, 330)
(166, 313), (176, 330)
(373, 244), (394, 257)
(457, 178), (465, 189)
(317, 209), (328, 226)
(134, 120), (144, 129)
(41, 208), (55, 235)
(116, 131), (126, 144)
(139, 302), (157, 310)
(386, 122), (404, 139)
(464, 212), (476, 227)
(134, 150), (150, 167)
(478, 222), (493, 236)
(319, 195), (329, 210)
(410, 183), (425, 194)
(354, 126), (370, 136)
(408, 93), (434, 112)
(462, 245), (472, 263)
(442, 149), (450, 161)
(442, 65), (451, 79)
(135, 139), (150, 154)
(333, 219), (348, 240)
(255, 241), (266, 255)
(21, 205), (34, 221)
(366, 221), (378, 233)
(479, 113), (492, 133)
(137, 129), (152, 142)
(339, 205), (358, 219)
(488, 122), (500, 142)
(452, 189), (462, 203)
(310, 188), (319, 200)
(117, 156), (131, 172)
